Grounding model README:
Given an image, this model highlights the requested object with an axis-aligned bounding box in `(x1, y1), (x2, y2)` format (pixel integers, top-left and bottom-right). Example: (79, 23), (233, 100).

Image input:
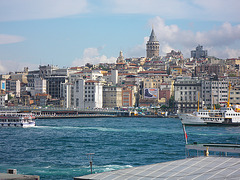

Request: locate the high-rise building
(191, 45), (208, 59)
(146, 28), (159, 58)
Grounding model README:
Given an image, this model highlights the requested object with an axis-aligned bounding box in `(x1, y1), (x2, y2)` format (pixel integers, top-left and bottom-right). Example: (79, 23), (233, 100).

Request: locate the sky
(0, 0), (240, 73)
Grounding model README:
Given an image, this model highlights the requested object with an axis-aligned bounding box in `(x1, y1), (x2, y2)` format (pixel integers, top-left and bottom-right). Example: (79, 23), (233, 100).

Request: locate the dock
(74, 156), (240, 179)
(0, 169), (39, 180)
(75, 143), (240, 179)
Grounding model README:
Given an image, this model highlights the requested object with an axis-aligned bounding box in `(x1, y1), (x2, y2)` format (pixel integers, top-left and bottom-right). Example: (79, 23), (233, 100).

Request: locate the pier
(75, 143), (240, 179)
(0, 107), (172, 119)
(0, 107), (130, 119)
(74, 156), (240, 179)
(0, 169), (39, 180)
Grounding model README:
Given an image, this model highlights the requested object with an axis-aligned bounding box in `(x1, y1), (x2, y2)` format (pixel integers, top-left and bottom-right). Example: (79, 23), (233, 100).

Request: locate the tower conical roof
(149, 29), (158, 42)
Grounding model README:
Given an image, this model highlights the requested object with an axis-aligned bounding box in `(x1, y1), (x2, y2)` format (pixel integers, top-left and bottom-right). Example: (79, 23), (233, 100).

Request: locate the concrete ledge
(0, 173), (40, 180)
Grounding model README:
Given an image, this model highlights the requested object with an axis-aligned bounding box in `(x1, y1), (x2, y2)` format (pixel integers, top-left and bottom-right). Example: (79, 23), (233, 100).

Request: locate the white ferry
(179, 105), (240, 125)
(0, 111), (35, 127)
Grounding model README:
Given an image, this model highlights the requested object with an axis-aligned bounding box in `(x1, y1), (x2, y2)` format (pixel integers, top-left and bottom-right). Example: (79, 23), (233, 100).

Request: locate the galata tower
(146, 28), (159, 58)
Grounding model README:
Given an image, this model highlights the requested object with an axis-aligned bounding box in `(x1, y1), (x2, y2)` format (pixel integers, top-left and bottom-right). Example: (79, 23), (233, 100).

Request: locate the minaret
(146, 28), (159, 58)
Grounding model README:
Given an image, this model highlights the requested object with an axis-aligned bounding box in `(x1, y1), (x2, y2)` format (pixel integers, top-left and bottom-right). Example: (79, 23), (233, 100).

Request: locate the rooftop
(74, 156), (240, 180)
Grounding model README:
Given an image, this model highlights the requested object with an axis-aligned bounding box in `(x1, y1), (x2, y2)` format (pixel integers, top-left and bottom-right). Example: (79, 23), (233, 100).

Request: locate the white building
(34, 78), (47, 95)
(6, 80), (21, 98)
(84, 80), (103, 109)
(111, 69), (118, 85)
(202, 80), (228, 107)
(61, 78), (103, 109)
(61, 82), (74, 108)
(74, 79), (85, 109)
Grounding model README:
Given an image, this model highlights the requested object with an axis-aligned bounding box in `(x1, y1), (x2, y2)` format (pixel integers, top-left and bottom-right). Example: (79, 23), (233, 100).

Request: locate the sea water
(0, 117), (240, 180)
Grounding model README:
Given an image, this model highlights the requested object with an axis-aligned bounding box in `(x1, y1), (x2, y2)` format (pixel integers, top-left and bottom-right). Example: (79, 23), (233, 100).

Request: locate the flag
(182, 124), (188, 144)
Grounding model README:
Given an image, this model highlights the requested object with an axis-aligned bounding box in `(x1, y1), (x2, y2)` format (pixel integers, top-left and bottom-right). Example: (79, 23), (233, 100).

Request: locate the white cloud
(0, 34), (25, 44)
(72, 47), (116, 66)
(0, 60), (38, 74)
(193, 0), (240, 22)
(126, 37), (148, 58)
(108, 0), (240, 22)
(0, 0), (88, 21)
(127, 16), (240, 59)
(223, 48), (240, 59)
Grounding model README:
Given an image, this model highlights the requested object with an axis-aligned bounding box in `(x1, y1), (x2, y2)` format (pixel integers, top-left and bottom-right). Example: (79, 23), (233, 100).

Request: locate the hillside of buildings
(0, 30), (239, 114)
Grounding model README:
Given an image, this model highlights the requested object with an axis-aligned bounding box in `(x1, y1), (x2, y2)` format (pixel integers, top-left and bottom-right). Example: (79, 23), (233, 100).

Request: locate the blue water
(0, 117), (240, 179)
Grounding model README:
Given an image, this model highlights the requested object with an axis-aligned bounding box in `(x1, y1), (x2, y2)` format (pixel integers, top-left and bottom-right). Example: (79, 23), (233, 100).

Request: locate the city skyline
(0, 0), (240, 73)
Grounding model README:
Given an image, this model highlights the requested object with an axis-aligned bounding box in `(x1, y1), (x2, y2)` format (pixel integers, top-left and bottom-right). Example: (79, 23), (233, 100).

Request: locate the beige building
(143, 76), (170, 89)
(0, 90), (6, 106)
(230, 85), (240, 105)
(103, 86), (122, 108)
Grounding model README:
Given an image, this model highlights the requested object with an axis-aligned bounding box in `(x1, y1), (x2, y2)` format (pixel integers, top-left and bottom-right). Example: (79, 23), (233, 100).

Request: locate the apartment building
(0, 90), (6, 106)
(174, 77), (202, 113)
(84, 80), (103, 109)
(45, 76), (68, 99)
(61, 82), (74, 108)
(122, 87), (135, 107)
(34, 78), (47, 95)
(230, 85), (240, 105)
(201, 80), (228, 107)
(6, 79), (21, 98)
(103, 86), (122, 108)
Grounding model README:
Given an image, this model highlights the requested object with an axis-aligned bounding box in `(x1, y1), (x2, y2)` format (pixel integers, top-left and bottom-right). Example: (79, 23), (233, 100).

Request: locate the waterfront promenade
(0, 106), (173, 119)
(0, 106), (130, 118)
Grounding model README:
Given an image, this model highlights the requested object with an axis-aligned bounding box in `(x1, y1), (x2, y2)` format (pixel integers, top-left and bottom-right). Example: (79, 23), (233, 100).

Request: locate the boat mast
(227, 82), (231, 108)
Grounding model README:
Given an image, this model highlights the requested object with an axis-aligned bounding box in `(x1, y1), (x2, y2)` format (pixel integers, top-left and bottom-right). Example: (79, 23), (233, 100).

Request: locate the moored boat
(0, 111), (35, 127)
(179, 82), (240, 125)
(179, 106), (240, 125)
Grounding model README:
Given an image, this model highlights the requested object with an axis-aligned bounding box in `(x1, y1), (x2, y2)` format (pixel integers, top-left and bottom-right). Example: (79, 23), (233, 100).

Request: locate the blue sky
(0, 0), (240, 73)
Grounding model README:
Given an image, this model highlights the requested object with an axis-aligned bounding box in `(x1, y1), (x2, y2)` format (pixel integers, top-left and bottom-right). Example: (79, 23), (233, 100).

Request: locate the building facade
(230, 85), (240, 105)
(84, 80), (103, 109)
(174, 77), (202, 113)
(191, 45), (208, 59)
(103, 86), (122, 108)
(201, 80), (228, 108)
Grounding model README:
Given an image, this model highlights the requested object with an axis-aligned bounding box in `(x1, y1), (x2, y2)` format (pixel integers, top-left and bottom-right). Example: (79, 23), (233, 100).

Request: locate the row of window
(203, 87), (227, 89)
(85, 91), (94, 94)
(203, 98), (227, 101)
(226, 114), (240, 116)
(178, 87), (199, 90)
(230, 97), (240, 100)
(85, 95), (94, 97)
(180, 91), (197, 95)
(180, 96), (197, 101)
(230, 92), (240, 94)
(180, 104), (198, 107)
(85, 99), (94, 101)
(203, 82), (228, 85)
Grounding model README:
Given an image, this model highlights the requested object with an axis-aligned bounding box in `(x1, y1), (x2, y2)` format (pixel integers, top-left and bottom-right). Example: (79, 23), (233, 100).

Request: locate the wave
(34, 126), (179, 134)
(190, 132), (240, 136)
(93, 164), (132, 173)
